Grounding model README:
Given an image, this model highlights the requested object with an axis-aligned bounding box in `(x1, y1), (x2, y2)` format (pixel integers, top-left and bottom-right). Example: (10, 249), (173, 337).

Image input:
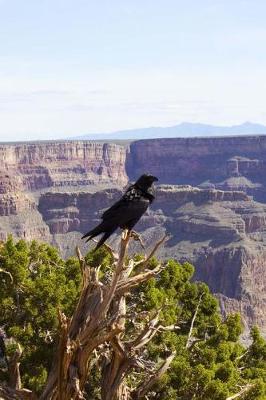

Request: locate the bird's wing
(101, 186), (148, 221)
(102, 199), (150, 229)
(101, 197), (125, 220)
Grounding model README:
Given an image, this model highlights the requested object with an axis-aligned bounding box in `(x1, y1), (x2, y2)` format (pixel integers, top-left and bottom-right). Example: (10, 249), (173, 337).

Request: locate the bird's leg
(130, 230), (145, 250)
(122, 229), (129, 240)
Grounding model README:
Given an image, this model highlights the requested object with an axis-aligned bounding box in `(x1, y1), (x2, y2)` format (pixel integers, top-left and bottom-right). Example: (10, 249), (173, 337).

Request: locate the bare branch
(99, 230), (131, 317)
(133, 351), (176, 399)
(75, 246), (90, 285)
(141, 234), (168, 267)
(130, 319), (180, 351)
(157, 324), (180, 332)
(0, 267), (13, 283)
(186, 293), (204, 349)
(226, 384), (254, 400)
(235, 349), (249, 362)
(121, 259), (136, 280)
(131, 312), (160, 350)
(91, 238), (119, 261)
(75, 246), (83, 263)
(8, 343), (23, 390)
(116, 264), (163, 296)
(0, 385), (37, 400)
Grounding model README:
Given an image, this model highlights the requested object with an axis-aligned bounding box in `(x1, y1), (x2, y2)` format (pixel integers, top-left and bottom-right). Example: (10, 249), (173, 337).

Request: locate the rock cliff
(37, 185), (266, 336)
(0, 141), (127, 191)
(127, 136), (266, 202)
(1, 136), (266, 337)
(0, 141), (127, 242)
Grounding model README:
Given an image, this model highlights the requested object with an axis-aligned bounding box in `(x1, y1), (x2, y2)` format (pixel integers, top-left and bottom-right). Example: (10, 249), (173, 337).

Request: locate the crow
(81, 174), (158, 251)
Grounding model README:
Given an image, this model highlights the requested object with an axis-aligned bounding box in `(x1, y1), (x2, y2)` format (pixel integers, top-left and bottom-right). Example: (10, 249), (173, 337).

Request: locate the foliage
(0, 236), (81, 393)
(126, 258), (265, 400)
(0, 237), (266, 399)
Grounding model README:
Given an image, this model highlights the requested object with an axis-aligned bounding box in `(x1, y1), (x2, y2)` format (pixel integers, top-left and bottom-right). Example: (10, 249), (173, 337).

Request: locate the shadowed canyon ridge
(1, 136), (266, 336)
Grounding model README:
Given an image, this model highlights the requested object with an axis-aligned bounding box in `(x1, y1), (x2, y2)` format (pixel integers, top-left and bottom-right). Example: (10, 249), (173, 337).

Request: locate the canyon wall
(0, 141), (127, 242)
(0, 141), (128, 191)
(127, 136), (266, 201)
(38, 185), (266, 336)
(1, 136), (266, 336)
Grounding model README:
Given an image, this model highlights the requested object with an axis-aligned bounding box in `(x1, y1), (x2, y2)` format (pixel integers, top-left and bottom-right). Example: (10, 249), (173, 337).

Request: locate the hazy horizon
(1, 0), (266, 141)
(1, 121), (266, 143)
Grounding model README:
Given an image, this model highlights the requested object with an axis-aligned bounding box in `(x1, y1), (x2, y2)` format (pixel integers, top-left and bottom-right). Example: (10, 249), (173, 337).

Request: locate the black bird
(81, 174), (158, 250)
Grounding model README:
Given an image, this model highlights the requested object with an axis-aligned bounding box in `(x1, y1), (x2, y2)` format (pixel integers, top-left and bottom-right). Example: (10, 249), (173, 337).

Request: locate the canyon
(1, 136), (266, 337)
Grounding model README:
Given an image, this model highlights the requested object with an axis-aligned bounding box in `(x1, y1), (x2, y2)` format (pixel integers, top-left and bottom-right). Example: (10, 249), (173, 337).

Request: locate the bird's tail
(81, 223), (105, 242)
(81, 224), (116, 251)
(93, 231), (115, 252)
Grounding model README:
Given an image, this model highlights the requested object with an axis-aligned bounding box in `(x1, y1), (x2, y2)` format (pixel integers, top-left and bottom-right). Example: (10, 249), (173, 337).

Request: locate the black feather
(93, 231), (115, 252)
(81, 174), (158, 250)
(81, 223), (105, 241)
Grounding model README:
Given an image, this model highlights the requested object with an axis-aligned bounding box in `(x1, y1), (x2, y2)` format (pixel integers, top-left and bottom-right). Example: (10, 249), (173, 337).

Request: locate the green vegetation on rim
(0, 237), (265, 399)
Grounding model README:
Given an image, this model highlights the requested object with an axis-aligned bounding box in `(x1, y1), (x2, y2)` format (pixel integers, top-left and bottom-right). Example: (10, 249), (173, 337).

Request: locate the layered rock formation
(0, 141), (127, 242)
(37, 185), (266, 336)
(0, 141), (127, 191)
(1, 136), (266, 337)
(127, 136), (266, 202)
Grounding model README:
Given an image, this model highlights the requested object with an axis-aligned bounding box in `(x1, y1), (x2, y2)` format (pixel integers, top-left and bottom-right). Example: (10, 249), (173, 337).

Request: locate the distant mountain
(70, 122), (266, 141)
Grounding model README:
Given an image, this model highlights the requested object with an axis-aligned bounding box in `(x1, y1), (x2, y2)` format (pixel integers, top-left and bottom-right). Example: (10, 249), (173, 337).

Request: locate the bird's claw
(130, 231), (145, 249)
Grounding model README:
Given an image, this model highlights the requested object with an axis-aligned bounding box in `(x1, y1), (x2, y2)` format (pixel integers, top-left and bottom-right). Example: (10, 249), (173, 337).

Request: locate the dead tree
(37, 230), (175, 400)
(0, 231), (176, 399)
(0, 341), (37, 400)
(0, 231), (256, 400)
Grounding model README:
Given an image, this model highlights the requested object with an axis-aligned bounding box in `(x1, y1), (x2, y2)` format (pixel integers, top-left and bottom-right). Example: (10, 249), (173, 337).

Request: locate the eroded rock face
(0, 170), (49, 241)
(2, 136), (266, 337)
(37, 185), (266, 335)
(127, 136), (266, 202)
(0, 141), (128, 190)
(0, 172), (34, 216)
(0, 141), (127, 243)
(38, 189), (120, 235)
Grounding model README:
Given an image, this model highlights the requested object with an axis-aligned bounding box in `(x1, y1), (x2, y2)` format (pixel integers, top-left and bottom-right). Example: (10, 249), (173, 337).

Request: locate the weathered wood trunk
(2, 232), (175, 400)
(39, 232), (135, 399)
(0, 233), (258, 400)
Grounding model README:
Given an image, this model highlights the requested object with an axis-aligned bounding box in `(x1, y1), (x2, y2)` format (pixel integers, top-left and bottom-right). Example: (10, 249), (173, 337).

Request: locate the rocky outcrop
(2, 136), (266, 337)
(38, 185), (249, 235)
(0, 171), (50, 242)
(37, 185), (266, 335)
(0, 141), (127, 242)
(127, 136), (266, 202)
(0, 141), (127, 191)
(0, 172), (34, 216)
(38, 189), (120, 235)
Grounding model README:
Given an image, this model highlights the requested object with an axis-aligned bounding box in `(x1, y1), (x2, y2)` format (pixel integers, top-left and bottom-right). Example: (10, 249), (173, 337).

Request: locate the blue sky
(1, 0), (266, 141)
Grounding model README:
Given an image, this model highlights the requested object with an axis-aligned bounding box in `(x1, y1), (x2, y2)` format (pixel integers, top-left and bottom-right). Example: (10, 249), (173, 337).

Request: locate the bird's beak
(153, 176), (159, 182)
